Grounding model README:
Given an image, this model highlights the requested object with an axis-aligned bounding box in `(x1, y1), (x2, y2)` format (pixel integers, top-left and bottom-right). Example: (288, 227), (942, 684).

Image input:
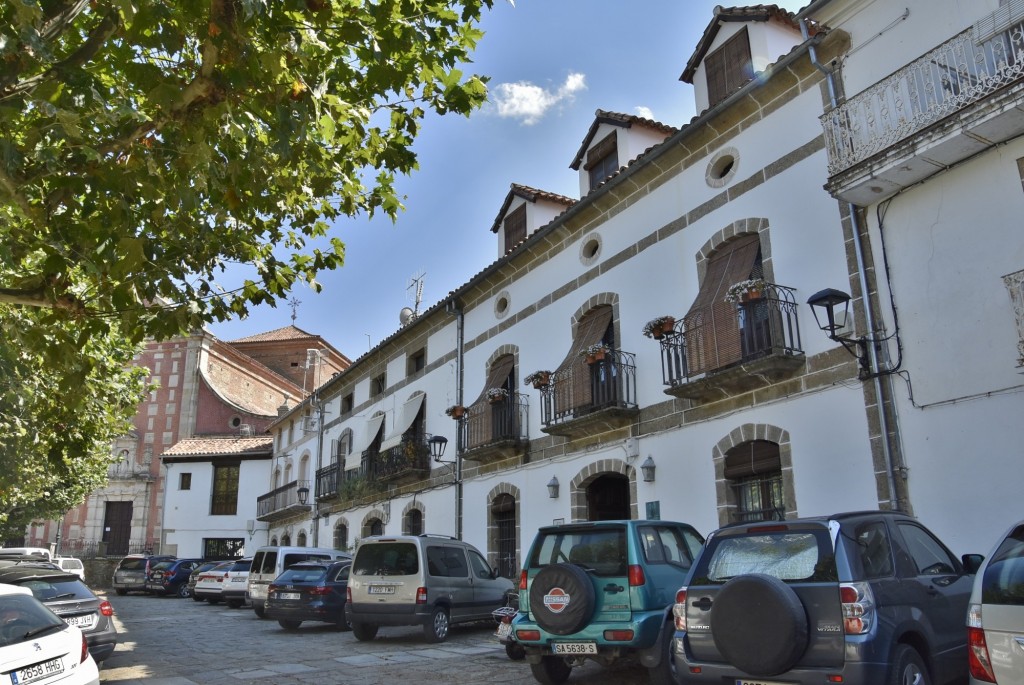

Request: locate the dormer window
(586, 131), (619, 189)
(504, 204), (526, 254)
(705, 27), (754, 108)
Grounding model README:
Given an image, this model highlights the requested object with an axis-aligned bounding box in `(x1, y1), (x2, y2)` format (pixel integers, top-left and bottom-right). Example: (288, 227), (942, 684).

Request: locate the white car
(0, 584), (100, 685)
(968, 519), (1024, 684)
(192, 560), (233, 604)
(54, 558), (86, 582)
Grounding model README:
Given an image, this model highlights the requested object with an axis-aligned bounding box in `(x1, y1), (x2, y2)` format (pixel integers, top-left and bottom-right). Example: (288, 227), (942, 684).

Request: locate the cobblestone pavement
(97, 592), (653, 685)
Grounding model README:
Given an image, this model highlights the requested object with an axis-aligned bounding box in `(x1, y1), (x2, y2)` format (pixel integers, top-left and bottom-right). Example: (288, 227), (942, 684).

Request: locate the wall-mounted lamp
(547, 476), (560, 499)
(297, 485), (309, 505)
(640, 456), (656, 483)
(807, 288), (891, 379)
(429, 434), (451, 464)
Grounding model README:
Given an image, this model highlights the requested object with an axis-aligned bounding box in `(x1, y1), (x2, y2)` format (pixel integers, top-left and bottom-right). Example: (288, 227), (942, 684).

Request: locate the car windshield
(0, 594), (66, 647)
(697, 531), (837, 583)
(982, 524), (1024, 605)
(277, 566), (328, 583)
(528, 527), (628, 577)
(353, 543), (418, 576)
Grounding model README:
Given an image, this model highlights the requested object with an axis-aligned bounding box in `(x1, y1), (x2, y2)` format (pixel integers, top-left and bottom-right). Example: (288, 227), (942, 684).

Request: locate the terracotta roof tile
(161, 436), (273, 458)
(489, 183), (576, 234)
(229, 325), (318, 343)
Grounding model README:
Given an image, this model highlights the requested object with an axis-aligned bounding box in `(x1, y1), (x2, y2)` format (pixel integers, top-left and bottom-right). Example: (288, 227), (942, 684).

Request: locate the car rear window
(353, 542), (419, 576)
(528, 527), (628, 577)
(982, 524), (1024, 606)
(697, 531), (837, 583)
(19, 577), (95, 602)
(229, 560), (252, 572)
(117, 558), (147, 571)
(59, 559), (83, 570)
(150, 560), (176, 572)
(277, 566), (328, 583)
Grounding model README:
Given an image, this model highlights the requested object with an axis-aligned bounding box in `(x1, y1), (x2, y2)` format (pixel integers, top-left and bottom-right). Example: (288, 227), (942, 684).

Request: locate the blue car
(144, 558), (203, 598)
(265, 560), (351, 630)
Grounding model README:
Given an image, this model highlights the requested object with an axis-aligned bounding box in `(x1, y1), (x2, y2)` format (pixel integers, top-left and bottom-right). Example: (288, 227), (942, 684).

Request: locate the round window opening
(710, 154), (735, 180)
(497, 296), (509, 314)
(230, 416), (242, 428)
(494, 291), (511, 319)
(580, 236), (601, 264)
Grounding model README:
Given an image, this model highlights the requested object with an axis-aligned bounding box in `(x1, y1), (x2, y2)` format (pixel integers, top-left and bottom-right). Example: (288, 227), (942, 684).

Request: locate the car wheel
(505, 641), (526, 661)
(647, 621), (676, 685)
(226, 599), (243, 609)
(709, 573), (808, 676)
(887, 644), (931, 685)
(176, 584), (190, 599)
(351, 621), (378, 642)
(528, 563), (596, 635)
(423, 606), (450, 643)
(529, 656), (572, 685)
(115, 589), (127, 596)
(254, 605), (266, 619)
(278, 619), (302, 631)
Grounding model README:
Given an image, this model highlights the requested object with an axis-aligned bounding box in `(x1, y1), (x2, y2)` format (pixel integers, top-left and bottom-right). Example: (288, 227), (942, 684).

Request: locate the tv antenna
(400, 270), (426, 326)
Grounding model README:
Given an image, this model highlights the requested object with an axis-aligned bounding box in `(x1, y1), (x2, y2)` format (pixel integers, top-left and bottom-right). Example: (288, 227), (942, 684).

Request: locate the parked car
(0, 547), (53, 562)
(55, 557), (86, 582)
(111, 554), (175, 595)
(265, 560), (352, 630)
(513, 519), (704, 685)
(144, 558), (202, 598)
(248, 545), (351, 618)
(191, 561), (234, 604)
(348, 534), (515, 643)
(0, 563), (117, 665)
(186, 561), (223, 601)
(968, 519), (1024, 684)
(220, 558), (253, 609)
(0, 583), (100, 685)
(672, 511), (981, 685)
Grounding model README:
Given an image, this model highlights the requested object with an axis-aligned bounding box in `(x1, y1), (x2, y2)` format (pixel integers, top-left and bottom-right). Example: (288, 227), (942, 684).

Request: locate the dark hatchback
(144, 558), (203, 598)
(265, 560), (352, 630)
(0, 562), (118, 664)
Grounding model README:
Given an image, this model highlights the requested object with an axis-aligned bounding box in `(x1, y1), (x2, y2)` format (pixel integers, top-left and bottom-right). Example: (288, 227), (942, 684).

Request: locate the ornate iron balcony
(539, 350), (637, 436)
(256, 479), (311, 521)
(461, 392), (529, 463)
(363, 433), (432, 483)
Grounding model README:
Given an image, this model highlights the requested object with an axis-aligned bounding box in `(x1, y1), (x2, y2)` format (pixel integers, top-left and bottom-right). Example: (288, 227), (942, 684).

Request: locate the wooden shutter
(683, 235), (760, 375)
(551, 306), (613, 413)
(584, 131), (618, 171)
(504, 205), (527, 253)
(466, 355), (516, 448)
(705, 27), (753, 107)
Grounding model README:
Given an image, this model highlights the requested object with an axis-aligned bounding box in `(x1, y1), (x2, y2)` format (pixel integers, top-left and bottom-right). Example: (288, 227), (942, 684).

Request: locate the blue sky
(211, 1), (809, 359)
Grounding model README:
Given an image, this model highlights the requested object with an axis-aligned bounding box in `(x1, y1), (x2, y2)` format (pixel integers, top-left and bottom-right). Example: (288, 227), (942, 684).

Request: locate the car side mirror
(961, 553), (984, 575)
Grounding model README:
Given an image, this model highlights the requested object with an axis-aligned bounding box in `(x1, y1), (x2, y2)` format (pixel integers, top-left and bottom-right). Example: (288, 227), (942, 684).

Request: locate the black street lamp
(429, 434), (450, 463)
(806, 287), (891, 379)
(296, 485), (309, 506)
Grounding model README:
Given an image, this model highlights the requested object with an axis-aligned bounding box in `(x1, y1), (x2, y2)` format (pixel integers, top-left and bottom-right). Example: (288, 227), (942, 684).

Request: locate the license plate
(496, 622), (512, 639)
(368, 585), (395, 595)
(736, 680), (788, 685)
(231, 577), (246, 582)
(11, 656), (64, 685)
(63, 613), (95, 629)
(279, 592), (300, 600)
(552, 642), (597, 655)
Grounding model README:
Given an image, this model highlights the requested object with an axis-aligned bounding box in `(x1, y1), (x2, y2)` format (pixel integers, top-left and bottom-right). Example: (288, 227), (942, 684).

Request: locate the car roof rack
(417, 534), (458, 540)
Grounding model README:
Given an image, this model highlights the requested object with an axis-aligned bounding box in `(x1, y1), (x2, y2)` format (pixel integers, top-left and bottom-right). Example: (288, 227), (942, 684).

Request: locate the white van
(247, 546), (350, 617)
(0, 547), (52, 562)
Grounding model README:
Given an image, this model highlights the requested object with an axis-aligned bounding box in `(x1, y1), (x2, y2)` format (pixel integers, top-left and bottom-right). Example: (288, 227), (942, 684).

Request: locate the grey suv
(347, 534), (515, 643)
(672, 511), (981, 685)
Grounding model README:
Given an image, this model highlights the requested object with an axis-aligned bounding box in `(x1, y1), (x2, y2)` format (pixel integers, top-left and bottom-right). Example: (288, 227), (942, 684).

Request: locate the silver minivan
(347, 534), (515, 643)
(247, 546), (350, 617)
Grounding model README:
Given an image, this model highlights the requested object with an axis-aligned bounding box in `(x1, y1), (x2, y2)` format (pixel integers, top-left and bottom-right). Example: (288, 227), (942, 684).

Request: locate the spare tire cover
(528, 563), (596, 636)
(709, 573), (809, 676)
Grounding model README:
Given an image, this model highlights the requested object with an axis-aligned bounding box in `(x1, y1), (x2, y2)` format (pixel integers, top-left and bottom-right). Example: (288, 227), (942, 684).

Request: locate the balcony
(314, 463), (365, 502)
(660, 284), (803, 401)
(822, 11), (1024, 204)
(540, 350), (638, 439)
(461, 392), (529, 464)
(363, 433), (432, 484)
(256, 479), (312, 522)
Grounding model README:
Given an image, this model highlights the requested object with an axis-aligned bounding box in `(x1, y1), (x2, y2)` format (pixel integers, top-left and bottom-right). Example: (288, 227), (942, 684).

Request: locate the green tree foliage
(0, 0), (493, 530)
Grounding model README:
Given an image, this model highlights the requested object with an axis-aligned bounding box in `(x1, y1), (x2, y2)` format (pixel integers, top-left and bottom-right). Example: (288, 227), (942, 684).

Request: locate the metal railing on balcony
(822, 17), (1024, 174)
(256, 479), (310, 518)
(661, 284), (801, 386)
(363, 433), (432, 482)
(462, 392), (529, 450)
(540, 350), (637, 428)
(315, 462), (367, 501)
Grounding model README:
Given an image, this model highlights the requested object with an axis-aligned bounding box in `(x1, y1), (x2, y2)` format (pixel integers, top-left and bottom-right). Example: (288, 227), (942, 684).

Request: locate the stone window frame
(568, 458), (639, 523)
(402, 501), (426, 536)
(712, 423), (797, 527)
(361, 509), (387, 539)
(486, 482), (521, 575)
(333, 518), (350, 552)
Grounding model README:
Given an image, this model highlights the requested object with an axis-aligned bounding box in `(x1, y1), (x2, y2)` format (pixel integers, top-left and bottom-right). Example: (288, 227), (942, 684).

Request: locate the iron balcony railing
(315, 462), (365, 500)
(362, 432), (432, 482)
(256, 479), (310, 518)
(660, 283), (801, 386)
(822, 15), (1024, 174)
(462, 392), (529, 451)
(540, 350), (637, 428)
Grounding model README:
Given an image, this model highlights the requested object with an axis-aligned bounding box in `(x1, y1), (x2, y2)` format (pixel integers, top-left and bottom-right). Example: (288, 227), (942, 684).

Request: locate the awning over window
(724, 440), (781, 479)
(469, 355), (516, 408)
(683, 234), (760, 375)
(552, 305), (614, 412)
(379, 394), (425, 452)
(350, 414), (385, 456)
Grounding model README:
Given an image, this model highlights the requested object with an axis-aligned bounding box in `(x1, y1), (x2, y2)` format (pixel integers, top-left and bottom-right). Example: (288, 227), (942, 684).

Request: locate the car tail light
(516, 629), (541, 641)
(80, 634), (89, 663)
(416, 587), (427, 604)
(603, 629), (634, 641)
(967, 604), (997, 682)
(309, 586), (331, 596)
(672, 587), (688, 631)
(99, 600), (113, 617)
(627, 564), (645, 587)
(268, 584), (279, 594)
(519, 569), (528, 590)
(840, 581), (874, 635)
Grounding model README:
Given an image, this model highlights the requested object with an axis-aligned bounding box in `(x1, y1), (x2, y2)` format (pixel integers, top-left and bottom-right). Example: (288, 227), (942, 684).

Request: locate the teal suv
(513, 519), (704, 685)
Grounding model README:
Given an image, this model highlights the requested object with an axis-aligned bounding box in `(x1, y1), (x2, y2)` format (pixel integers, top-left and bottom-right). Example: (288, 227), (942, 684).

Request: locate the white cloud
(492, 72), (587, 125)
(634, 106), (655, 120)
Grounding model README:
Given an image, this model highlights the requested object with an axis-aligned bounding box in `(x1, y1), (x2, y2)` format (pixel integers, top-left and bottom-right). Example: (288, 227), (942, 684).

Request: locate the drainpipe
(802, 19), (902, 511)
(446, 299), (465, 540)
(312, 390), (325, 547)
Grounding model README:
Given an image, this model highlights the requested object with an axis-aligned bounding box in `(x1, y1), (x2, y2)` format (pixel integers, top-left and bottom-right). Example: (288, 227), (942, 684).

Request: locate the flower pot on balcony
(447, 405), (466, 419)
(654, 317), (675, 339)
(585, 350), (606, 365)
(740, 289), (762, 303)
(530, 372), (551, 389)
(488, 396), (504, 405)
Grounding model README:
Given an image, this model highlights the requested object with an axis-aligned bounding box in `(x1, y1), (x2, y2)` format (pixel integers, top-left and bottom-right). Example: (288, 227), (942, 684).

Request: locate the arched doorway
(586, 474), (630, 520)
(491, 493), (517, 578)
